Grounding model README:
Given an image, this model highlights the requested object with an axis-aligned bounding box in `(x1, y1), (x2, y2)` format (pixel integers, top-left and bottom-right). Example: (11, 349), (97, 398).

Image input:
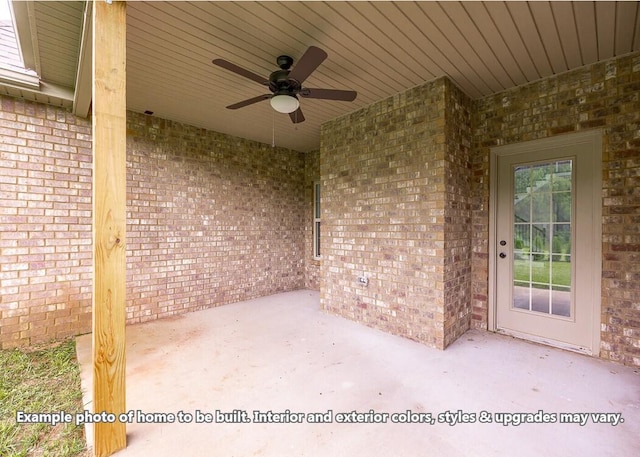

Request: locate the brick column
(320, 77), (472, 349)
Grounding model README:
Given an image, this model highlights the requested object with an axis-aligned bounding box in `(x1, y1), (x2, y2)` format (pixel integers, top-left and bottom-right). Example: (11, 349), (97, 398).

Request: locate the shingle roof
(0, 20), (22, 69)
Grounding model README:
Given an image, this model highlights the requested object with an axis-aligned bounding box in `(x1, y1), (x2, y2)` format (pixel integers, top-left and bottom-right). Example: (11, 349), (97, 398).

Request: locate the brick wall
(442, 79), (473, 346)
(0, 96), (93, 347)
(0, 97), (307, 348)
(3, 51), (638, 367)
(320, 78), (472, 349)
(125, 112), (306, 323)
(472, 52), (640, 366)
(304, 149), (320, 290)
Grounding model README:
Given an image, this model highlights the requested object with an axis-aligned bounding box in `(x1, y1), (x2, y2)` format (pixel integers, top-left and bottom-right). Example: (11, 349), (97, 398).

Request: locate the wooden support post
(92, 1), (127, 456)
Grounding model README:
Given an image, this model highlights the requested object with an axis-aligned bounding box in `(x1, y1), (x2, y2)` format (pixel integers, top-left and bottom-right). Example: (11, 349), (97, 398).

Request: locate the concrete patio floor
(76, 290), (640, 456)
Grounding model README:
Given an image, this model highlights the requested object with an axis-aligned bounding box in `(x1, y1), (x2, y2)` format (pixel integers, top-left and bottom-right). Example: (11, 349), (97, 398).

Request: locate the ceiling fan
(212, 46), (357, 124)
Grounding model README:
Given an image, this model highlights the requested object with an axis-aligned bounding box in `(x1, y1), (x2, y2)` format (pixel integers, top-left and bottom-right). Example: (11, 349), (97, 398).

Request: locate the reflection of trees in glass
(552, 174), (571, 191)
(515, 164), (553, 195)
(512, 161), (573, 292)
(515, 166), (530, 194)
(553, 192), (571, 222)
(552, 162), (572, 223)
(514, 195), (530, 222)
(516, 222), (571, 263)
(552, 224), (571, 261)
(515, 163), (572, 223)
(532, 193), (550, 222)
(553, 160), (572, 174)
(532, 164), (551, 184)
(532, 224), (549, 261)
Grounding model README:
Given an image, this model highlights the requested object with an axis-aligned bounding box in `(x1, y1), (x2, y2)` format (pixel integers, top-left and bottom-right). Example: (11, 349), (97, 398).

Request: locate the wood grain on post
(92, 1), (127, 455)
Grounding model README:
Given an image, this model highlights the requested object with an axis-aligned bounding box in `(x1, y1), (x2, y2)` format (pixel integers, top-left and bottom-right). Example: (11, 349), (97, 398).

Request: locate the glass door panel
(512, 160), (573, 318)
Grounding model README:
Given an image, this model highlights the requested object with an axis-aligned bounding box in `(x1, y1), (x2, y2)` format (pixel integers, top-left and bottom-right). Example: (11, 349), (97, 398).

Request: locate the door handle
(499, 252), (507, 259)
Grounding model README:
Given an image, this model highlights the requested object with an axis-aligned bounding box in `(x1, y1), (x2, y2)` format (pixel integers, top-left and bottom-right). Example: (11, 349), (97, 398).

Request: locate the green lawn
(0, 340), (88, 457)
(513, 259), (571, 287)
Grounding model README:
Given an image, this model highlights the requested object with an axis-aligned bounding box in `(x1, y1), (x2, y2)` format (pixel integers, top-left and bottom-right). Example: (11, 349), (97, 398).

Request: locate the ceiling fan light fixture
(213, 46), (356, 123)
(270, 94), (299, 114)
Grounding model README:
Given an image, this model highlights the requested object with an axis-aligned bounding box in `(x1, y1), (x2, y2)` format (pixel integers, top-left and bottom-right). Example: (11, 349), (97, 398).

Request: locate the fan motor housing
(269, 69), (301, 95)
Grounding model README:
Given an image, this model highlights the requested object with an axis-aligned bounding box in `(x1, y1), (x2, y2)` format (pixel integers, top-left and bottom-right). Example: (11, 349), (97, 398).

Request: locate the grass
(0, 339), (89, 457)
(514, 259), (571, 287)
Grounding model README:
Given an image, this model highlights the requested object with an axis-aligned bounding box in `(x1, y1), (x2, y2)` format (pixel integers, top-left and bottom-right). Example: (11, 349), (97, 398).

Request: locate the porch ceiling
(3, 1), (640, 152)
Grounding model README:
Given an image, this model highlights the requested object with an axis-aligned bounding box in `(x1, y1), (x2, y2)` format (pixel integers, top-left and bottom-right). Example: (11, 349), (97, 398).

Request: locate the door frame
(488, 130), (603, 355)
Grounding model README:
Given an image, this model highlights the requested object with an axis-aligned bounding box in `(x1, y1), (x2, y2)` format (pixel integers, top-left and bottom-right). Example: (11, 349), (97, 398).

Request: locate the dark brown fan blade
(226, 94), (271, 110)
(289, 107), (305, 124)
(300, 88), (357, 101)
(288, 46), (327, 84)
(212, 59), (269, 86)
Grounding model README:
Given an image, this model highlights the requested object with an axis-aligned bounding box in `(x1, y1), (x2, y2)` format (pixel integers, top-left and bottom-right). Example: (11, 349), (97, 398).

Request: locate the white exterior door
(492, 131), (602, 354)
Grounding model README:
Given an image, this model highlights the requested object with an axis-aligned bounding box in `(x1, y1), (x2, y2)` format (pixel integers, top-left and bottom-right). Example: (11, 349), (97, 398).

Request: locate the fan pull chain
(272, 111), (275, 148)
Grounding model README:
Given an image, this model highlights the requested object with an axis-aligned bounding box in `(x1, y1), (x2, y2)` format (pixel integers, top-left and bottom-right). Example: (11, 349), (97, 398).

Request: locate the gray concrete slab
(76, 290), (640, 456)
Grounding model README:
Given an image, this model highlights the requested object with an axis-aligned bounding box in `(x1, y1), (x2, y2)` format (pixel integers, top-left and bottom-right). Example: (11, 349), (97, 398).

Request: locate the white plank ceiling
(2, 1), (640, 152)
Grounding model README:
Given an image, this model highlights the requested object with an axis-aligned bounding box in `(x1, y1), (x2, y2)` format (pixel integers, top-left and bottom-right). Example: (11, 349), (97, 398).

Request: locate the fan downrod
(276, 55), (294, 70)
